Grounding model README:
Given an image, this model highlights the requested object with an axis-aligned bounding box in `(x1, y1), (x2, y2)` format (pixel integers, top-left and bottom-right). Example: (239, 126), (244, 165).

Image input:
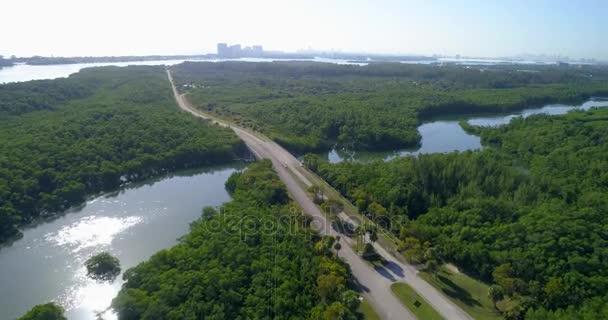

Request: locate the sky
(1, 0), (606, 60)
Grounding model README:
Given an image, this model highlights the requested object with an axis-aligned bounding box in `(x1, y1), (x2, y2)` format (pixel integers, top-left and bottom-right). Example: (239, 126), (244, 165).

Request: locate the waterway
(0, 57), (365, 84)
(322, 98), (608, 162)
(0, 164), (243, 320)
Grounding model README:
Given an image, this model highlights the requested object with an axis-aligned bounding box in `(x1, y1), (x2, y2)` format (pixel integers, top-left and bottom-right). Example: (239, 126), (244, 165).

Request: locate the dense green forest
(172, 61), (608, 153)
(0, 66), (245, 244)
(112, 161), (359, 320)
(525, 295), (608, 320)
(18, 303), (66, 320)
(0, 70), (102, 116)
(303, 108), (608, 318)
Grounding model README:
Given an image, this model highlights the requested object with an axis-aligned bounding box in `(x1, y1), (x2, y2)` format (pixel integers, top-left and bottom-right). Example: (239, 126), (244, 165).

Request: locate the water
(0, 55), (579, 84)
(467, 98), (608, 126)
(322, 98), (608, 162)
(400, 57), (558, 66)
(0, 60), (197, 84)
(0, 164), (243, 320)
(0, 57), (366, 84)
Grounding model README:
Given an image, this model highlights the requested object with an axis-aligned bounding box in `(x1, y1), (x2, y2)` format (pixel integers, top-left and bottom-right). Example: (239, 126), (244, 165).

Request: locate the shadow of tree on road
(353, 278), (370, 293)
(374, 265), (397, 281)
(384, 261), (404, 277)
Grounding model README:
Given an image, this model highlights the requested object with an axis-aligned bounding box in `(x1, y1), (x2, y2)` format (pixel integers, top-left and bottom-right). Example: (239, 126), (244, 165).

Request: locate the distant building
(217, 43), (263, 58)
(229, 44), (242, 58)
(252, 45), (263, 57)
(217, 43), (228, 57)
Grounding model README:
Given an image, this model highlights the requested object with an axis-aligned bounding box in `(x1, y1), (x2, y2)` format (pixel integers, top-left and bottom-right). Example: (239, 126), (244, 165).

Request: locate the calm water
(0, 57), (365, 84)
(0, 164), (242, 320)
(323, 98), (608, 162)
(0, 60), (198, 84)
(400, 58), (554, 66)
(0, 56), (571, 84)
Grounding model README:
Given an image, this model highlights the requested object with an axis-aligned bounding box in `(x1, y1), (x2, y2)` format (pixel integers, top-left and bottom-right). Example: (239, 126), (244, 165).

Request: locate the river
(0, 56), (570, 84)
(0, 57), (365, 84)
(322, 98), (608, 162)
(0, 60), (194, 84)
(0, 164), (243, 320)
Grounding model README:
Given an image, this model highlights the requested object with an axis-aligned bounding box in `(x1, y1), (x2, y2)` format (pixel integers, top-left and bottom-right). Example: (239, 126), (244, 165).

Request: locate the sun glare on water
(45, 215), (143, 253)
(43, 214), (144, 319)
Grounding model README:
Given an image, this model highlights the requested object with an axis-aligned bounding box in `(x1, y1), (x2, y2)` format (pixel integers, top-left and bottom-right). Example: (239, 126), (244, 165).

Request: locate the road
(167, 70), (472, 320)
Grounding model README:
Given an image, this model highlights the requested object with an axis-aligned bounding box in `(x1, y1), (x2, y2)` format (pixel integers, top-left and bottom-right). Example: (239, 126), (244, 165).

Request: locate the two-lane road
(167, 70), (472, 320)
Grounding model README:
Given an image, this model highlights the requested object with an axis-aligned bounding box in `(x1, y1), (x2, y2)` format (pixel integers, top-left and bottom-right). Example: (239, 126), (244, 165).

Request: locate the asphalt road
(167, 70), (472, 320)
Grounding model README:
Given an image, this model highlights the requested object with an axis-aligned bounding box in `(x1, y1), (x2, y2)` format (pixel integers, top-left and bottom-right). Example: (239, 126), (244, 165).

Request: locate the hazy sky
(1, 0), (606, 59)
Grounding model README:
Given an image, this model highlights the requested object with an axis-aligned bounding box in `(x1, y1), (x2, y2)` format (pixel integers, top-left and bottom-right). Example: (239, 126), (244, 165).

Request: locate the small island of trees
(85, 252), (121, 281)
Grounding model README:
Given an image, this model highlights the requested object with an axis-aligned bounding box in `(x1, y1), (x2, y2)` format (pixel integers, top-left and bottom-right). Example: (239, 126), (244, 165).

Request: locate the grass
(357, 298), (381, 320)
(391, 283), (444, 320)
(419, 266), (505, 320)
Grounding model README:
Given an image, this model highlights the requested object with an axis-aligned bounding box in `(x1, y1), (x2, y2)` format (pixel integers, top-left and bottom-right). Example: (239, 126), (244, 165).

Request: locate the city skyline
(0, 0), (606, 61)
(216, 43), (264, 58)
(1, 39), (602, 64)
(0, 45), (600, 64)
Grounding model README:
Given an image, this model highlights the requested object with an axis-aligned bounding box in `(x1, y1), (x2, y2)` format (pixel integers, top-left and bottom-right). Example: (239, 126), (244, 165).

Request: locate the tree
(544, 277), (568, 309)
(317, 273), (346, 303)
(351, 189), (368, 212)
(492, 263), (524, 295)
(503, 304), (524, 320)
(340, 290), (360, 310)
(323, 302), (347, 320)
(308, 185), (325, 204)
(224, 172), (241, 194)
(322, 199), (344, 225)
(85, 252), (121, 281)
(201, 206), (218, 220)
(400, 237), (425, 264)
(367, 202), (387, 221)
(355, 199), (367, 212)
(322, 200), (342, 225)
(425, 259), (439, 276)
(316, 236), (339, 256)
(333, 242), (342, 257)
(303, 154), (321, 171)
(354, 225), (365, 249)
(368, 226), (378, 244)
(315, 240), (327, 255)
(18, 303), (66, 320)
(488, 285), (504, 309)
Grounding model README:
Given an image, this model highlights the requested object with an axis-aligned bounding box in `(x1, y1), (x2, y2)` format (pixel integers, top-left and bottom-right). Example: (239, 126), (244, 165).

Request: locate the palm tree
(368, 226), (378, 244)
(333, 242), (342, 257)
(354, 225), (365, 251)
